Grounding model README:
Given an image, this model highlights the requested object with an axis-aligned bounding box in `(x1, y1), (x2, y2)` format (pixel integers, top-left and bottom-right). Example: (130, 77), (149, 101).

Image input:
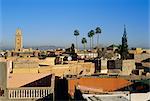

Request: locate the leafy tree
(95, 27), (101, 48)
(88, 32), (92, 50)
(81, 37), (87, 51)
(70, 43), (77, 60)
(74, 30), (80, 51)
(70, 43), (75, 53)
(89, 30), (95, 49)
(65, 43), (77, 60)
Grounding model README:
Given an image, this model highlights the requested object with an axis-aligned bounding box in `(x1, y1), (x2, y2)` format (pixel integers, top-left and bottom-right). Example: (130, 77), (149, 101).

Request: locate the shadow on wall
(21, 74), (52, 87)
(55, 77), (86, 101)
(74, 88), (86, 101)
(55, 76), (69, 101)
(116, 80), (150, 93)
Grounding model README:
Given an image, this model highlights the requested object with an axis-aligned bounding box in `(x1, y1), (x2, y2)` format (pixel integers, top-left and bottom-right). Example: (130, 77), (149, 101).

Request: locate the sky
(0, 0), (149, 49)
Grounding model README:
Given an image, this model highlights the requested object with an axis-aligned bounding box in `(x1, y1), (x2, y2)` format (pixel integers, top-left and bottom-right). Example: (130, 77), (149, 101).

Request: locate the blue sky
(0, 0), (149, 49)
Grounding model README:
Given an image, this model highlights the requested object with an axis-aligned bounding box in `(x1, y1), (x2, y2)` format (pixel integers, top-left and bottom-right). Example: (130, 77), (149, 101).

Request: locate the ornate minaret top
(122, 25), (127, 45)
(16, 29), (22, 35)
(15, 29), (23, 51)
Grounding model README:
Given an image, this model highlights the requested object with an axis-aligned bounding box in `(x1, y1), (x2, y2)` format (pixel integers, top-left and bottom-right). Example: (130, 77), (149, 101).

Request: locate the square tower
(15, 29), (23, 51)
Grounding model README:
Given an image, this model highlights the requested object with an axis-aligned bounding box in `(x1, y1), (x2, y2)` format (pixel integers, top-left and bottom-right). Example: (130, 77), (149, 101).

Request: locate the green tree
(88, 32), (92, 50)
(74, 30), (80, 51)
(70, 43), (75, 53)
(95, 27), (101, 48)
(81, 37), (87, 51)
(89, 30), (95, 49)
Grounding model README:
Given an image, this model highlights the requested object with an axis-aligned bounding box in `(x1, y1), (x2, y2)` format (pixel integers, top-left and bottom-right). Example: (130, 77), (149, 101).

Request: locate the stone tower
(121, 25), (128, 60)
(15, 29), (23, 51)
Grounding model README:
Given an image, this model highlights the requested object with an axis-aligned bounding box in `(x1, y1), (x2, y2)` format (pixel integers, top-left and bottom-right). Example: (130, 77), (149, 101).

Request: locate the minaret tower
(15, 29), (23, 51)
(121, 25), (128, 59)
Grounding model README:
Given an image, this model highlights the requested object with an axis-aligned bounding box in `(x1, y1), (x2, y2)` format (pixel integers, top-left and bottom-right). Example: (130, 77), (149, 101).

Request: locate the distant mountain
(24, 45), (65, 50)
(0, 46), (13, 50)
(0, 45), (65, 50)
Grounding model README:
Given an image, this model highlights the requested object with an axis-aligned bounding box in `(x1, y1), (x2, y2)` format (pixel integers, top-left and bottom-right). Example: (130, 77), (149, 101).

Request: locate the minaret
(15, 29), (23, 51)
(121, 25), (128, 60)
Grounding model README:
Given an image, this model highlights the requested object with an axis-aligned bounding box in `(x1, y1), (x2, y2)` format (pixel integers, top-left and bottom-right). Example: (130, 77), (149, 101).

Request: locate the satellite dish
(81, 55), (84, 59)
(68, 56), (72, 61)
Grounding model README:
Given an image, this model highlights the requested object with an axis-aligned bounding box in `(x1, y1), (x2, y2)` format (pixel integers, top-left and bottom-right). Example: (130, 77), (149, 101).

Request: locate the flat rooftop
(8, 73), (52, 88)
(83, 92), (150, 101)
(68, 77), (132, 96)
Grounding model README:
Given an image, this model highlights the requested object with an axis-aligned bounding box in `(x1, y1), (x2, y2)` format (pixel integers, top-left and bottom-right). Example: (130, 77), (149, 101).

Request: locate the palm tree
(89, 30), (95, 49)
(88, 32), (92, 50)
(74, 30), (80, 51)
(81, 37), (87, 51)
(95, 27), (101, 48)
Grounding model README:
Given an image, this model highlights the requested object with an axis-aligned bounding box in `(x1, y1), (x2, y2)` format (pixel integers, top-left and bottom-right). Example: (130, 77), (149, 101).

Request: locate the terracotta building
(68, 77), (132, 97)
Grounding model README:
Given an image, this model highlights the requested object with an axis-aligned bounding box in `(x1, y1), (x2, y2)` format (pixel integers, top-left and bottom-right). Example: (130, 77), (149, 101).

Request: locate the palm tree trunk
(92, 36), (94, 49)
(84, 43), (86, 51)
(84, 43), (86, 58)
(76, 36), (78, 51)
(92, 36), (94, 58)
(89, 38), (91, 50)
(97, 34), (99, 48)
